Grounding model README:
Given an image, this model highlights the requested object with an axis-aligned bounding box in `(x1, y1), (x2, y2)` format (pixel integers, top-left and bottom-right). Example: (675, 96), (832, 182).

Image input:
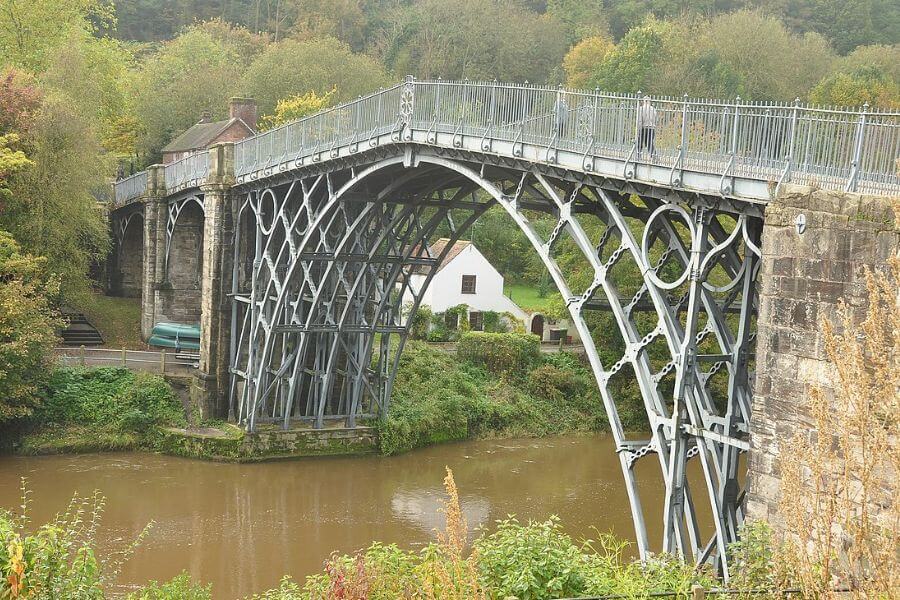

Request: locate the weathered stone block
(747, 187), (898, 543)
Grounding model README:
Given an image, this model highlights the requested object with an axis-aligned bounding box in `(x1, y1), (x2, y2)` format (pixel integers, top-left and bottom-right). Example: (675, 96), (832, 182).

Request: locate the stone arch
(112, 212), (144, 298)
(529, 313), (545, 338)
(158, 197), (204, 325)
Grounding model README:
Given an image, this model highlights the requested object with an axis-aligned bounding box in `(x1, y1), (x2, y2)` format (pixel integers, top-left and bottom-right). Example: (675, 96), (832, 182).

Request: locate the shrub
(38, 367), (185, 432)
(0, 487), (148, 600)
(126, 572), (212, 600)
(378, 343), (474, 454)
(457, 332), (540, 378)
(475, 516), (589, 598)
(408, 304), (432, 340)
(0, 231), (61, 423)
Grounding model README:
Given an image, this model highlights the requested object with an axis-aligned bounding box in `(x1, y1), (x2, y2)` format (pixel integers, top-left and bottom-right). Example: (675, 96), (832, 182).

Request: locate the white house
(402, 239), (527, 328)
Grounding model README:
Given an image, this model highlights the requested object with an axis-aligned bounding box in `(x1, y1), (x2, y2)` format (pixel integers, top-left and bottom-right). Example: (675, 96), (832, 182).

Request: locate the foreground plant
(0, 484), (211, 600)
(0, 483), (147, 599)
(779, 259), (900, 597)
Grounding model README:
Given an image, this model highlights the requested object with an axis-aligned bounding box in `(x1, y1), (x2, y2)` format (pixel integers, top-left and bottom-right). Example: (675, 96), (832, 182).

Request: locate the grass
(15, 424), (140, 455)
(503, 283), (561, 313)
(72, 292), (144, 349)
(378, 339), (621, 455)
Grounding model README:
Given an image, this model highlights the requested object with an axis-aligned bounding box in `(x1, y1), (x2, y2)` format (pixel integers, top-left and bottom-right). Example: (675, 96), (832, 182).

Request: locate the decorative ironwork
(110, 77), (900, 579)
(163, 195), (204, 277)
(226, 149), (762, 578)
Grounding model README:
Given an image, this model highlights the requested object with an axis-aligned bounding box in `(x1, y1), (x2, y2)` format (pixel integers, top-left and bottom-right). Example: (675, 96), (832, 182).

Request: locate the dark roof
(411, 238), (471, 274)
(161, 117), (253, 153)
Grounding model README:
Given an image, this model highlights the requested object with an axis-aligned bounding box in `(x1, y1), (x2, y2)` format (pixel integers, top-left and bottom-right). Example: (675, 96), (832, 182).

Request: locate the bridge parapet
(118, 79), (899, 204)
(165, 151), (210, 194)
(113, 171), (148, 206)
(231, 78), (899, 198)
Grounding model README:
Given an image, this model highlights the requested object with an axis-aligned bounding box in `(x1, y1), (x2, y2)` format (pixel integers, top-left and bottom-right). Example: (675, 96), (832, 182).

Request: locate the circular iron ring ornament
(697, 215), (761, 293)
(640, 203), (696, 290)
(255, 188), (280, 235)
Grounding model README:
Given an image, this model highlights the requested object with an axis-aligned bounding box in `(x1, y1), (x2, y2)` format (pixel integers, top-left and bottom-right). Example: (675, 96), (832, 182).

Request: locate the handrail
(113, 171), (148, 205)
(164, 151), (209, 193)
(123, 78), (900, 200)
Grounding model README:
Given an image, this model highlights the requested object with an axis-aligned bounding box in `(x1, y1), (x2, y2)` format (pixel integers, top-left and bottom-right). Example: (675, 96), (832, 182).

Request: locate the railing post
(692, 585), (706, 600)
(634, 90), (643, 148)
(80, 344), (86, 367)
(846, 102), (868, 192)
(776, 97), (801, 196)
(161, 348), (167, 374)
(680, 93), (689, 160)
(731, 95), (741, 156)
(121, 347), (127, 367)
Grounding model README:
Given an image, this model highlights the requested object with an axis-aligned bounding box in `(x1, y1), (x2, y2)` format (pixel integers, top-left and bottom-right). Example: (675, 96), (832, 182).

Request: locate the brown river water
(0, 434), (699, 599)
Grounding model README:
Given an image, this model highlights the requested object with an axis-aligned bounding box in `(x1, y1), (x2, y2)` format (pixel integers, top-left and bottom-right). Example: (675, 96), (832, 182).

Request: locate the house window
(461, 274), (477, 294)
(469, 311), (483, 331)
(445, 311), (459, 330)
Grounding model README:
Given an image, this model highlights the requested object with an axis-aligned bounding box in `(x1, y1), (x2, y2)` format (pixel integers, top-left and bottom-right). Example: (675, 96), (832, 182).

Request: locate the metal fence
(55, 346), (199, 374)
(234, 82), (405, 177)
(113, 171), (148, 205)
(118, 79), (900, 201)
(164, 151), (209, 194)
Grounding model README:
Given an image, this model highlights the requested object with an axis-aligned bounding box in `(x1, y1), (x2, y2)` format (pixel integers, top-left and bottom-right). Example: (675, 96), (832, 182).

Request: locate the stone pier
(747, 185), (898, 528)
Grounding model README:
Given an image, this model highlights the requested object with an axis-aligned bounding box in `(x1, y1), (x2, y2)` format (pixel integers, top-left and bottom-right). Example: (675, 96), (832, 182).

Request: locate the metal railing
(113, 171), (148, 205)
(121, 78), (900, 201)
(55, 346), (199, 374)
(235, 82), (405, 178)
(164, 151), (209, 193)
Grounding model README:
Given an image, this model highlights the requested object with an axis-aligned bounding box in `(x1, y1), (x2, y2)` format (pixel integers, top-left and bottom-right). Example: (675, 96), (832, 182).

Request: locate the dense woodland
(0, 0), (898, 424)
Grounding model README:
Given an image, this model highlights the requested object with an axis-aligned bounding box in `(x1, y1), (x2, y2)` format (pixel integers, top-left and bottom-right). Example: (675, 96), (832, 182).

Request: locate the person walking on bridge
(637, 97), (658, 161)
(554, 90), (569, 139)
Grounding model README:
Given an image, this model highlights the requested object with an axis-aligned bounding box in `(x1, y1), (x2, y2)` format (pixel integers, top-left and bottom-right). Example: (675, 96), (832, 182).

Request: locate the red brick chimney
(229, 97), (258, 132)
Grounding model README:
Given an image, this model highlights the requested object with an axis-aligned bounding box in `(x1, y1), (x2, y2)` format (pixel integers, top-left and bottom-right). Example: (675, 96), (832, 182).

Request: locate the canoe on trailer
(149, 322), (201, 351)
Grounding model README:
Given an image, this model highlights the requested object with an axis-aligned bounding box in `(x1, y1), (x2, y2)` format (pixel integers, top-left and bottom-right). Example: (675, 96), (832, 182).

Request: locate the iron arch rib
(228, 152), (759, 575)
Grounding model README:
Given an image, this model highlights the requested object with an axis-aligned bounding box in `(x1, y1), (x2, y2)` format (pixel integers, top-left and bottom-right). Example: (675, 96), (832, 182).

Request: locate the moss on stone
(14, 425), (141, 455)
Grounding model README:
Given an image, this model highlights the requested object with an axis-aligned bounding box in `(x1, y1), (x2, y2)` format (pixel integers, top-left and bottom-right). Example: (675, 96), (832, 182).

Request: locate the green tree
(810, 66), (900, 108)
(377, 0), (568, 83)
(590, 20), (667, 92)
(761, 0), (899, 53)
(289, 0), (370, 51)
(835, 44), (900, 82)
(696, 9), (835, 100)
(239, 37), (389, 114)
(548, 0), (609, 42)
(1, 39), (116, 298)
(0, 0), (116, 72)
(563, 36), (615, 88)
(131, 23), (251, 160)
(0, 231), (60, 423)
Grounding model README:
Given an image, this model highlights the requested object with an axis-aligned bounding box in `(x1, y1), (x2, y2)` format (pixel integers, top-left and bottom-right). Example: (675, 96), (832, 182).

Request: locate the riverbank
(4, 334), (645, 461)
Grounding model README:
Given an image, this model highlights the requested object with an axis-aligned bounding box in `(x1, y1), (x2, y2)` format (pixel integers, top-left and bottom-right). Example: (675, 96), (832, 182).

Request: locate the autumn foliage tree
(0, 231), (61, 423)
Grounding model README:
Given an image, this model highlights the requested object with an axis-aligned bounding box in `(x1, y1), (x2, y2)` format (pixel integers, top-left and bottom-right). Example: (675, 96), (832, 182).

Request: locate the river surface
(0, 434), (697, 599)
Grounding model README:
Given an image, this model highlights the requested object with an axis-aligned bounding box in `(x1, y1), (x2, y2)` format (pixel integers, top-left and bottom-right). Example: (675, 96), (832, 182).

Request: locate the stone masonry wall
(156, 202), (204, 324)
(117, 217), (144, 298)
(747, 185), (898, 527)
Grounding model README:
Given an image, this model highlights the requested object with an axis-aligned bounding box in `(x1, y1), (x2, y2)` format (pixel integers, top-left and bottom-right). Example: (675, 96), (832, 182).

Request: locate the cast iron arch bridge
(111, 78), (900, 577)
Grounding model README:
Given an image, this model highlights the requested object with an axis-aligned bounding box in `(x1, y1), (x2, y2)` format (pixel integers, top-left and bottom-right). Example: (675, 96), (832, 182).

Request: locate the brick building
(161, 98), (258, 164)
